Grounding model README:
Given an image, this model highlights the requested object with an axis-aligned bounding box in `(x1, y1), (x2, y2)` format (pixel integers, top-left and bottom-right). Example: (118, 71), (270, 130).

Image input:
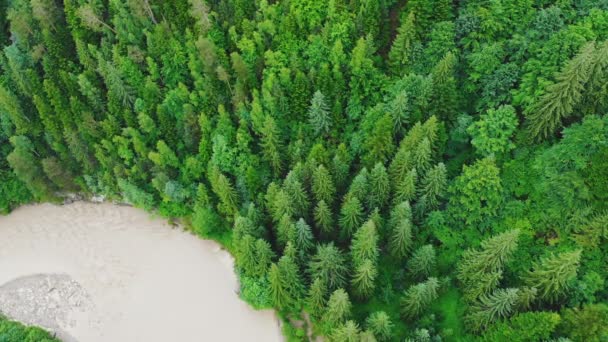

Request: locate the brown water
(0, 202), (281, 342)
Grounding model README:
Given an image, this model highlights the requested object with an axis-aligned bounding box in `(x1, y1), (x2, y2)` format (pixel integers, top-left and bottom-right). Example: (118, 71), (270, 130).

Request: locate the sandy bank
(0, 202), (281, 342)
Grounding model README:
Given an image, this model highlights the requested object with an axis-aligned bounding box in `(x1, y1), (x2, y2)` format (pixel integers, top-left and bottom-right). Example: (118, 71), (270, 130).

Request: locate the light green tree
(400, 277), (440, 319)
(525, 250), (582, 302)
(309, 90), (331, 135)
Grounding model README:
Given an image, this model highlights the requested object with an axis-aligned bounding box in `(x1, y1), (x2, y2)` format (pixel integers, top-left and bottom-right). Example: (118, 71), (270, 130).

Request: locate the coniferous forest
(1, 0), (608, 340)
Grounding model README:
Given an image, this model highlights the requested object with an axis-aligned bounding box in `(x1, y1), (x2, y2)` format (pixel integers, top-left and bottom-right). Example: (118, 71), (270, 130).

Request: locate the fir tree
(368, 163), (390, 210)
(524, 250), (582, 302)
(323, 288), (352, 325)
(312, 165), (336, 207)
(525, 42), (595, 141)
(400, 277), (440, 319)
(466, 288), (520, 332)
(351, 259), (377, 298)
(314, 200), (333, 236)
(339, 195), (365, 239)
(408, 245), (436, 279)
(306, 278), (327, 318)
(365, 311), (394, 341)
(309, 90), (331, 135)
(389, 219), (413, 259)
(389, 12), (417, 75)
(351, 220), (380, 265)
(309, 243), (349, 291)
(269, 263), (291, 310)
(331, 320), (360, 342)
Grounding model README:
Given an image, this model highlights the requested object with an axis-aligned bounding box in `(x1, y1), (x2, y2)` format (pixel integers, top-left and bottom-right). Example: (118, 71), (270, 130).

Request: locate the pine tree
(291, 218), (314, 260)
(331, 320), (360, 342)
(525, 42), (595, 141)
(389, 12), (417, 75)
(260, 114), (282, 174)
(416, 163), (447, 213)
(269, 263), (291, 310)
(457, 230), (520, 296)
(237, 234), (257, 276)
(339, 195), (365, 239)
(430, 52), (458, 122)
(307, 278), (327, 318)
(351, 259), (378, 299)
(309, 243), (349, 291)
(284, 172), (310, 218)
(389, 219), (413, 259)
(368, 163), (390, 210)
(366, 311), (394, 342)
(360, 330), (378, 342)
(276, 214), (295, 248)
(347, 168), (369, 202)
(312, 165), (336, 207)
(466, 288), (520, 332)
(413, 137), (432, 173)
(309, 90), (331, 135)
(400, 277), (440, 319)
(524, 250), (582, 302)
(208, 167), (238, 217)
(351, 220), (380, 265)
(408, 245), (436, 279)
(314, 200), (333, 235)
(254, 238), (274, 277)
(277, 254), (304, 306)
(323, 288), (352, 325)
(394, 168), (417, 204)
(270, 188), (294, 222)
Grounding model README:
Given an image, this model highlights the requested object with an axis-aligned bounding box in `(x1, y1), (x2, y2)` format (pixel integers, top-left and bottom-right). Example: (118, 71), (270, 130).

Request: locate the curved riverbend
(0, 202), (281, 342)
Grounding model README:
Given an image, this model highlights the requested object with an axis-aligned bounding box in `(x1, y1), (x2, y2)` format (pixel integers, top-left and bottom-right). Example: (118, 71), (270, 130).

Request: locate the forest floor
(0, 202), (281, 342)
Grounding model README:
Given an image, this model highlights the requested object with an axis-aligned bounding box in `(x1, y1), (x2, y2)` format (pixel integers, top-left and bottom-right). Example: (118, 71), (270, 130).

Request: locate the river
(0, 202), (281, 342)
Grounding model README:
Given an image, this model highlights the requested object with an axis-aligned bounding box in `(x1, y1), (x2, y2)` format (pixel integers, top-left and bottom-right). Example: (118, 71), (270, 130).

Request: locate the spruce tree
(408, 245), (436, 279)
(291, 218), (314, 260)
(525, 42), (595, 141)
(351, 258), (377, 298)
(309, 90), (331, 135)
(309, 243), (349, 291)
(457, 230), (519, 291)
(331, 320), (360, 342)
(347, 168), (369, 202)
(524, 250), (582, 302)
(394, 168), (417, 204)
(312, 165), (336, 207)
(314, 200), (333, 236)
(284, 172), (310, 218)
(307, 278), (327, 318)
(466, 288), (520, 332)
(323, 288), (352, 325)
(351, 220), (380, 265)
(365, 311), (394, 342)
(254, 238), (274, 277)
(389, 219), (413, 259)
(368, 162), (390, 210)
(269, 263), (291, 310)
(389, 12), (417, 75)
(339, 195), (365, 239)
(430, 52), (458, 122)
(417, 163), (447, 212)
(400, 277), (440, 319)
(260, 114), (282, 174)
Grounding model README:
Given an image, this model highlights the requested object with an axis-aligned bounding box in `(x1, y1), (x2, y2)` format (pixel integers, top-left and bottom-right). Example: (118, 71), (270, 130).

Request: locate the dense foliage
(1, 0), (607, 340)
(0, 316), (60, 342)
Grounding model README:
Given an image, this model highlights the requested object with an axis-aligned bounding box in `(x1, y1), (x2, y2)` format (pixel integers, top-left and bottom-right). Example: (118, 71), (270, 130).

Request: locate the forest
(1, 0), (607, 340)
